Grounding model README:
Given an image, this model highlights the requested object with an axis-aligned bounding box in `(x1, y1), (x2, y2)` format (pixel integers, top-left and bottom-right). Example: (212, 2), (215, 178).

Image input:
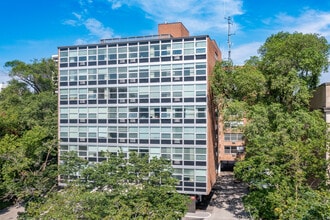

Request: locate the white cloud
(107, 0), (125, 9)
(276, 10), (330, 38)
(75, 38), (88, 45)
(63, 13), (82, 27)
(105, 0), (243, 34)
(230, 42), (262, 65)
(84, 18), (113, 39)
(63, 19), (78, 26)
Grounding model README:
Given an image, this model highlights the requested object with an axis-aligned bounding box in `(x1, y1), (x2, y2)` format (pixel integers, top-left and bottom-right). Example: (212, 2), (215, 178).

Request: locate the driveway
(183, 171), (250, 220)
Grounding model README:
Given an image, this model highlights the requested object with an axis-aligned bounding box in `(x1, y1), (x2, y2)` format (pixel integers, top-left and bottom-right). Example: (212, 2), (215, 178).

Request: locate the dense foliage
(212, 32), (330, 219)
(0, 58), (58, 204)
(21, 152), (190, 219)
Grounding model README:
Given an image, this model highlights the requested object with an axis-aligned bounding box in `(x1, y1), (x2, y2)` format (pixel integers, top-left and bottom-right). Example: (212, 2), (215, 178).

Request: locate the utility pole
(225, 16), (234, 63)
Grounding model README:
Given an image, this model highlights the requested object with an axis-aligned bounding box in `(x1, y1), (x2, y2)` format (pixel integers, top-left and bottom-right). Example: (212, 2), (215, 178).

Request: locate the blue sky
(1, 0), (330, 83)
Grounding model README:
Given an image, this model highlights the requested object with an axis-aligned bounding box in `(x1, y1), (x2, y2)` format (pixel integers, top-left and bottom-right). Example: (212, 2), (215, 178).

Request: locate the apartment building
(58, 22), (221, 196)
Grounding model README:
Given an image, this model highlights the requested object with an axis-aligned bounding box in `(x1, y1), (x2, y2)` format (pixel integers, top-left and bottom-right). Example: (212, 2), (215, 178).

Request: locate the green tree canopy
(4, 58), (57, 94)
(212, 31), (330, 219)
(22, 152), (190, 219)
(259, 32), (329, 110)
(0, 59), (58, 204)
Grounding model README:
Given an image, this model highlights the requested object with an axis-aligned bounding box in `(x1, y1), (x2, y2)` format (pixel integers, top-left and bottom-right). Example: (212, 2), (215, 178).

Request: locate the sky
(1, 0), (330, 83)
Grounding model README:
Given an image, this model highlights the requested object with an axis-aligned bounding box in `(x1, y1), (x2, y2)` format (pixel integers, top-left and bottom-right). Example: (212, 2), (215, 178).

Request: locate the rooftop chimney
(158, 22), (189, 38)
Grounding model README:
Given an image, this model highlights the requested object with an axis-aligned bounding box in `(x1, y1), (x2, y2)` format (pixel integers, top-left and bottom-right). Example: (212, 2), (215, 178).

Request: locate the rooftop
(99, 34), (172, 44)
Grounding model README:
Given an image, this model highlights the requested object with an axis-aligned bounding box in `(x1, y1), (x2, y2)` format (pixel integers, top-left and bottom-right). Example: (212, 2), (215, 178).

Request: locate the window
(173, 64), (182, 76)
(195, 41), (206, 54)
(88, 88), (97, 99)
(108, 107), (117, 118)
(224, 121), (244, 129)
(150, 107), (160, 118)
(161, 64), (171, 77)
(98, 68), (107, 80)
(139, 66), (149, 78)
(184, 63), (194, 76)
(161, 107), (171, 118)
(224, 146), (238, 154)
(109, 87), (117, 99)
(150, 85), (160, 98)
(139, 45), (149, 58)
(69, 70), (77, 82)
(60, 107), (68, 119)
(60, 89), (68, 100)
(161, 43), (171, 56)
(108, 47), (117, 60)
(184, 127), (194, 140)
(98, 48), (107, 60)
(69, 89), (77, 100)
(196, 127), (206, 140)
(150, 44), (160, 57)
(196, 84), (206, 96)
(196, 63), (206, 75)
(78, 69), (87, 81)
(184, 169), (194, 181)
(184, 85), (194, 97)
(196, 106), (206, 118)
(118, 107), (127, 118)
(69, 126), (78, 138)
(184, 42), (194, 55)
(139, 107), (149, 118)
(88, 69), (97, 81)
(150, 65), (160, 78)
(184, 106), (194, 118)
(224, 133), (244, 142)
(98, 107), (107, 119)
(173, 106), (182, 118)
(88, 108), (97, 119)
(172, 42), (182, 55)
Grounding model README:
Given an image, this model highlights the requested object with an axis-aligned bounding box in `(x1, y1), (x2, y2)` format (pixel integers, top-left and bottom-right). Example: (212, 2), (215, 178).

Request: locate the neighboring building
(310, 82), (330, 179)
(310, 82), (330, 123)
(218, 114), (246, 171)
(57, 22), (221, 197)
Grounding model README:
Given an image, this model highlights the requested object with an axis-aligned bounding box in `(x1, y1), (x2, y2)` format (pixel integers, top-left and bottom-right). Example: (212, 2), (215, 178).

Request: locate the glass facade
(58, 36), (212, 194)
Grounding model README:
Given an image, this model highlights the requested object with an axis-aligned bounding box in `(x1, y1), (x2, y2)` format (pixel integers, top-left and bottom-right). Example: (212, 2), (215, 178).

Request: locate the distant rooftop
(100, 34), (172, 44)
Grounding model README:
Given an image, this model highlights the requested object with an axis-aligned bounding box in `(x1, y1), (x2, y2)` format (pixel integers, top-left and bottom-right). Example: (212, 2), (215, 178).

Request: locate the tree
(234, 104), (328, 219)
(22, 152), (190, 219)
(4, 58), (57, 94)
(0, 59), (58, 204)
(259, 32), (329, 110)
(212, 32), (330, 219)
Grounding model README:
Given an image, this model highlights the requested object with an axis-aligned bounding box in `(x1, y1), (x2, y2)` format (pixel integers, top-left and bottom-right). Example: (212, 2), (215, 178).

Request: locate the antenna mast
(225, 16), (234, 62)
